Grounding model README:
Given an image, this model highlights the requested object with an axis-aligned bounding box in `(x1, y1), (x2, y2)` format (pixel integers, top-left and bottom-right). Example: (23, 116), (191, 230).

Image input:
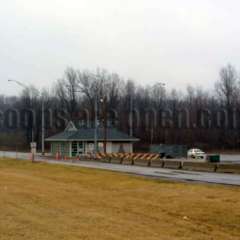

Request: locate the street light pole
(8, 79), (27, 88)
(41, 100), (45, 155)
(94, 97), (98, 155)
(129, 96), (133, 137)
(100, 96), (107, 153)
(8, 79), (35, 142)
(158, 82), (166, 144)
(66, 85), (97, 155)
(8, 79), (45, 154)
(103, 97), (107, 154)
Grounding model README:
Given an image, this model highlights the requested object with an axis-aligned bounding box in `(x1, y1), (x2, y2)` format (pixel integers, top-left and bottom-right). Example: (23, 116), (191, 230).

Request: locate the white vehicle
(187, 148), (206, 159)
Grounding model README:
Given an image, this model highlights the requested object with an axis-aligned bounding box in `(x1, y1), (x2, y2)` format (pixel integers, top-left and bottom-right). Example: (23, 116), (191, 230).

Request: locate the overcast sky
(1, 0), (240, 95)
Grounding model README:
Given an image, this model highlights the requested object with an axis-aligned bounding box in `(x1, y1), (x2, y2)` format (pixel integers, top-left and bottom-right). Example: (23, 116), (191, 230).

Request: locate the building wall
(106, 142), (112, 153)
(111, 143), (133, 153)
(97, 142), (133, 153)
(50, 141), (133, 156)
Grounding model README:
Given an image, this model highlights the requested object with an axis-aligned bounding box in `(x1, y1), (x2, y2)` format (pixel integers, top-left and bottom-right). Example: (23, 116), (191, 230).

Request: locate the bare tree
(215, 64), (239, 108)
(55, 67), (80, 118)
(2, 64), (240, 151)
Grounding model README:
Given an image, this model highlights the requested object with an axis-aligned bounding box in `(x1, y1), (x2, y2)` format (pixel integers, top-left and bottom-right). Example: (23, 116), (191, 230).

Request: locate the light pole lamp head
(7, 79), (27, 88)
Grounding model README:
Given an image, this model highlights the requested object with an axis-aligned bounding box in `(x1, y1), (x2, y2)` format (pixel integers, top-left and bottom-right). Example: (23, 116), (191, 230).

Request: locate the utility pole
(129, 95), (133, 137)
(101, 96), (107, 153)
(31, 129), (34, 142)
(41, 100), (45, 155)
(94, 97), (98, 155)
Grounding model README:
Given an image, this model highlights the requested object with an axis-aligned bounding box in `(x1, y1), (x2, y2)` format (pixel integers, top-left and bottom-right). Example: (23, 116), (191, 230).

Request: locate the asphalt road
(1, 151), (240, 186)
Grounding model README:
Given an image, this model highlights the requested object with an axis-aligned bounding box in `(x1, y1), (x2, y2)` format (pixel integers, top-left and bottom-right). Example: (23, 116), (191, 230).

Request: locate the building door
(78, 142), (84, 154)
(72, 142), (78, 157)
(72, 141), (84, 157)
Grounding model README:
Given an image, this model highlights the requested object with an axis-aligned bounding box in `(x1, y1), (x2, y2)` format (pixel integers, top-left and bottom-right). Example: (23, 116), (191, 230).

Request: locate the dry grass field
(0, 158), (240, 240)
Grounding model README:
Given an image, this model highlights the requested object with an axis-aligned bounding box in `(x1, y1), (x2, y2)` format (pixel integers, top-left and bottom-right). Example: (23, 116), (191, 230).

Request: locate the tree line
(0, 64), (240, 151)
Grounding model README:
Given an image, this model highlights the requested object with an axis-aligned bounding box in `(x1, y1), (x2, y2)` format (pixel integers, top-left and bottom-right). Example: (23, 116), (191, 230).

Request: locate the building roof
(46, 128), (139, 142)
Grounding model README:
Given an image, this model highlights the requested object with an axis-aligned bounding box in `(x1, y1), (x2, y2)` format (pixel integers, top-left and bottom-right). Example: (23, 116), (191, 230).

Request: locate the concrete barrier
(100, 158), (111, 163)
(122, 158), (133, 165)
(110, 158), (122, 164)
(133, 159), (150, 167)
(150, 159), (164, 168)
(182, 162), (216, 172)
(163, 160), (182, 169)
(216, 164), (240, 174)
(79, 156), (93, 161)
